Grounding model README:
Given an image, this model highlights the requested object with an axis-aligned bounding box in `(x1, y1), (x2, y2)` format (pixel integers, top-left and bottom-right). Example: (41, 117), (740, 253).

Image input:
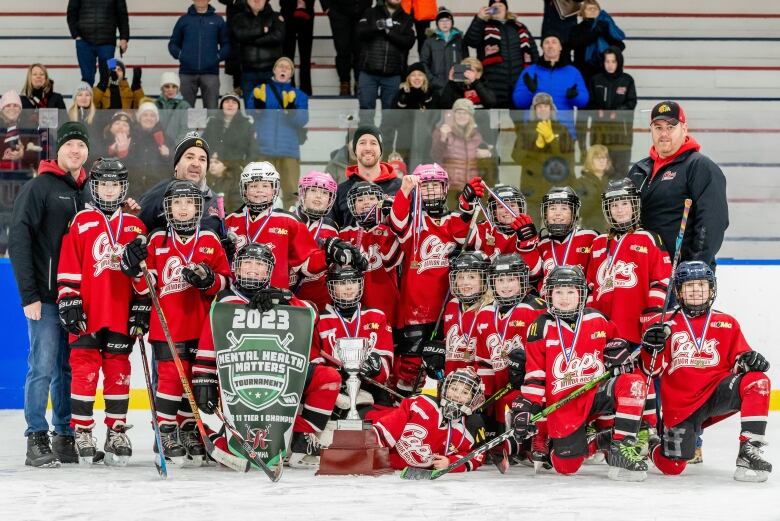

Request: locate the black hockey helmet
(544, 265), (587, 320)
(326, 263), (364, 310)
(541, 186), (580, 239)
(673, 261), (716, 317)
(487, 183), (527, 235)
(489, 253), (530, 307)
(233, 242), (275, 292)
(89, 157), (129, 213)
(601, 178), (641, 233)
(163, 179), (204, 233)
(347, 181), (384, 227)
(448, 251), (489, 306)
(439, 367), (485, 421)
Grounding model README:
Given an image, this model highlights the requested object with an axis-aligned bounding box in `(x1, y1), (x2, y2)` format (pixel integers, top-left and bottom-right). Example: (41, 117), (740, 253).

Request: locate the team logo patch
(591, 330), (606, 339)
(125, 225), (144, 234)
(364, 322), (380, 330)
(657, 104), (671, 114)
(616, 86), (627, 95)
(269, 227), (288, 235)
(711, 321), (733, 329)
(576, 247), (591, 254)
(630, 245), (648, 254)
(662, 171), (677, 181)
(200, 246), (215, 255)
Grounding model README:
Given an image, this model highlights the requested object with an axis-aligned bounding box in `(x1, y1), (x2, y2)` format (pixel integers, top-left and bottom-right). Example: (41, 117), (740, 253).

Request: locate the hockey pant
(294, 363), (341, 434)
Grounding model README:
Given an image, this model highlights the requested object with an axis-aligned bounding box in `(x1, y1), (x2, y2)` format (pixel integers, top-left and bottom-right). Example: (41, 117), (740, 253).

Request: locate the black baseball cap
(650, 100), (686, 124)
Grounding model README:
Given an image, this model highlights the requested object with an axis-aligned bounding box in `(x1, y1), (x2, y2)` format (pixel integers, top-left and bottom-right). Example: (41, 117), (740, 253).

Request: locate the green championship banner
(210, 303), (315, 468)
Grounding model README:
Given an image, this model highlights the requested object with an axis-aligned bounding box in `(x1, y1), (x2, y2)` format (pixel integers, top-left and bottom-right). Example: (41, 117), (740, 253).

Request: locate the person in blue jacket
(168, 0), (230, 109)
(247, 56), (309, 210)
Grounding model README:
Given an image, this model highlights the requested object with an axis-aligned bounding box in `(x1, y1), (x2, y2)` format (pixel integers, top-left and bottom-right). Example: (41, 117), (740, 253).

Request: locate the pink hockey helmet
(413, 163), (449, 215)
(298, 170), (337, 218)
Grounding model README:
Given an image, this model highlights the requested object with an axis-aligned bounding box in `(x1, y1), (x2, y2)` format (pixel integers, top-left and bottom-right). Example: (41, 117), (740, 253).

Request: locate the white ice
(1, 410), (777, 521)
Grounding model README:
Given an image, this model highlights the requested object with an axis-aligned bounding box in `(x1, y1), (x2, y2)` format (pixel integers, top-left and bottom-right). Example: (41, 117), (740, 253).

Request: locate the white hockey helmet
(240, 161), (280, 212)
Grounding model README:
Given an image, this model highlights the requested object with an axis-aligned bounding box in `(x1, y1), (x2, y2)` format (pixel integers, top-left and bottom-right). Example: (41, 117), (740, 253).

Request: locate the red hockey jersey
(586, 230), (671, 343)
(443, 298), (480, 375)
(292, 215), (339, 312)
(537, 228), (597, 292)
(641, 309), (752, 428)
(57, 207), (146, 337)
(372, 394), (482, 471)
(522, 309), (621, 438)
(225, 207), (326, 290)
(132, 228), (230, 343)
(471, 221), (543, 281)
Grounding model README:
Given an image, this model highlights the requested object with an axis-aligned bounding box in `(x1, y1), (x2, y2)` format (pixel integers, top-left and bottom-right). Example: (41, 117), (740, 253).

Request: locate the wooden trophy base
(316, 421), (393, 476)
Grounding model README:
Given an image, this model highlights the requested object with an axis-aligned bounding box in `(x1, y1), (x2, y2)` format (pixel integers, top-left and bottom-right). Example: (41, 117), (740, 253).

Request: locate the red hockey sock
(738, 371), (771, 436)
(102, 353), (131, 429)
(643, 379), (658, 428)
(69, 348), (102, 430)
(612, 373), (646, 440)
(294, 365), (340, 433)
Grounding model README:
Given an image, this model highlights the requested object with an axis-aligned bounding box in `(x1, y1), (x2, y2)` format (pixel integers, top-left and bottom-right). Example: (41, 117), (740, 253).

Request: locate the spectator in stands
(356, 0), (416, 111)
(511, 91), (574, 222)
(67, 82), (96, 128)
(386, 63), (438, 165)
(202, 93), (257, 211)
(93, 60), (145, 110)
(67, 0), (129, 86)
(128, 101), (173, 197)
(574, 143), (611, 231)
(437, 57), (496, 109)
(101, 111), (134, 161)
(155, 72), (191, 144)
(401, 0), (438, 54)
(541, 0), (581, 48)
(512, 31), (589, 138)
(421, 7), (467, 95)
(327, 0), (372, 97)
(391, 63), (437, 109)
(1, 91), (40, 174)
(588, 46), (636, 177)
(248, 57), (309, 209)
(464, 0), (538, 108)
(280, 0), (315, 96)
(20, 64), (66, 111)
(568, 0), (625, 85)
(218, 0), (246, 94)
(168, 0), (231, 109)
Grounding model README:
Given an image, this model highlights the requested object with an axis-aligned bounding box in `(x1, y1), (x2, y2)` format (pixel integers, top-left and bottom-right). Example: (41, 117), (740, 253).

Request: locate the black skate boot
(52, 432), (79, 464)
(179, 422), (206, 467)
(104, 425), (133, 467)
(155, 424), (186, 464)
(74, 428), (98, 465)
(734, 435), (772, 483)
(25, 431), (61, 468)
(606, 436), (648, 481)
(287, 432), (323, 469)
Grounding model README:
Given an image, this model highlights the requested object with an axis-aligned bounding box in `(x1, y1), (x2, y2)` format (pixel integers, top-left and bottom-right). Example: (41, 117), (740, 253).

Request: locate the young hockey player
(291, 171), (340, 311)
(372, 367), (486, 472)
(121, 179), (230, 465)
(191, 242), (341, 469)
(340, 181), (402, 327)
(513, 265), (650, 481)
(642, 261), (772, 482)
(57, 158), (147, 466)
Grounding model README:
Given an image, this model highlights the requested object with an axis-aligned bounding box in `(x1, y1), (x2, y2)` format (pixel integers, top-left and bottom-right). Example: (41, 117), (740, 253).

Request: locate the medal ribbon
(680, 309), (712, 355)
(245, 207), (274, 244)
(603, 233), (629, 283)
(99, 208), (124, 250)
(550, 226), (578, 268)
(335, 304), (362, 339)
(457, 303), (478, 347)
(555, 314), (583, 368)
(493, 304), (518, 344)
(170, 224), (201, 265)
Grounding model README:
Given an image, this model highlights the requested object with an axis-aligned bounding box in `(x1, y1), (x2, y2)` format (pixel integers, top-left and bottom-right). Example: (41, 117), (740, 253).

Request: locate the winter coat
(155, 95), (191, 144)
(464, 14), (539, 108)
(437, 78), (497, 109)
(247, 80), (308, 160)
(168, 5), (231, 75)
(356, 4), (416, 76)
(124, 126), (173, 198)
(420, 29), (467, 93)
(20, 80), (66, 110)
(542, 0), (580, 44)
(331, 162), (402, 228)
(569, 11), (625, 83)
(231, 3), (285, 72)
(587, 47), (636, 148)
(138, 179), (222, 236)
(66, 0), (129, 45)
(573, 169), (610, 233)
(322, 0), (372, 15)
(0, 120), (42, 172)
(92, 80), (145, 110)
(430, 124), (491, 190)
(401, 0), (438, 21)
(202, 112), (257, 168)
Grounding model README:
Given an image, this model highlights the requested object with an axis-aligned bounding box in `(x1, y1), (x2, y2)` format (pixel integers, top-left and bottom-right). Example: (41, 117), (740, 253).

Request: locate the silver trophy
(335, 337), (368, 429)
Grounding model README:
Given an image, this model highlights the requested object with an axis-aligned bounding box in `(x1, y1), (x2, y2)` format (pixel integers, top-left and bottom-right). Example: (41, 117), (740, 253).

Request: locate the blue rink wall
(0, 258), (778, 410)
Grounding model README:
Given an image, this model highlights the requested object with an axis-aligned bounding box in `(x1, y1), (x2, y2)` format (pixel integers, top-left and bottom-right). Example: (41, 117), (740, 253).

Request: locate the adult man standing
(67, 0), (129, 86)
(628, 101), (729, 267)
(9, 122), (90, 467)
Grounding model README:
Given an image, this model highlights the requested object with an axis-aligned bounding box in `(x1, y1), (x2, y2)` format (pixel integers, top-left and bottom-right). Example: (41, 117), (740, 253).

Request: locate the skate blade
(25, 458), (62, 468)
(183, 454), (205, 468)
(607, 466), (647, 482)
(287, 454), (320, 469)
(78, 455), (98, 465)
(584, 452), (606, 465)
(104, 452), (131, 467)
(734, 467), (770, 483)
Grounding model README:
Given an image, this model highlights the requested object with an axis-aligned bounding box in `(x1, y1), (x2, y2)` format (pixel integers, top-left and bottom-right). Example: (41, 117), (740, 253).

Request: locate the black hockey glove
(380, 198), (394, 220)
(120, 236), (148, 277)
(641, 323), (671, 354)
(507, 348), (526, 389)
(736, 351), (770, 373)
(220, 235), (236, 263)
(324, 237), (361, 267)
(420, 339), (446, 379)
(522, 72), (538, 93)
(511, 398), (538, 442)
(58, 296), (86, 335)
(128, 297), (152, 337)
(360, 352), (383, 378)
(604, 338), (634, 376)
(181, 263), (216, 290)
(250, 288), (292, 312)
(566, 84), (578, 99)
(192, 374), (219, 414)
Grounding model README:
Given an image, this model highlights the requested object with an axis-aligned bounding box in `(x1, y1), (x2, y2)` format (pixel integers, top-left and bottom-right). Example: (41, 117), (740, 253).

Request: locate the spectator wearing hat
(330, 125), (402, 227)
(8, 121), (91, 467)
(93, 59), (144, 110)
(386, 63), (438, 165)
(627, 101), (728, 267)
(280, 0), (316, 96)
(464, 0), (538, 108)
(326, 0), (373, 97)
(400, 0), (439, 54)
(101, 111), (134, 160)
(437, 57), (497, 110)
(248, 56), (309, 210)
(20, 64), (66, 111)
(569, 0), (625, 86)
(169, 0), (231, 109)
(420, 6), (468, 95)
(67, 0), (129, 86)
(155, 71), (191, 144)
(1, 90), (41, 174)
(67, 82), (96, 128)
(130, 100), (173, 197)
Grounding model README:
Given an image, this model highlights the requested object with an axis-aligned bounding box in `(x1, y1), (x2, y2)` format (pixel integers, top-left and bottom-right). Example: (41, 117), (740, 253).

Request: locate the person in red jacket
(57, 158), (146, 466)
(641, 261), (772, 482)
(121, 179), (230, 466)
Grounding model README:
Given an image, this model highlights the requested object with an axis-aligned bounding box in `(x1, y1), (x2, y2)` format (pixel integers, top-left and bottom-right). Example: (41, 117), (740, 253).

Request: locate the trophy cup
(336, 337), (368, 430)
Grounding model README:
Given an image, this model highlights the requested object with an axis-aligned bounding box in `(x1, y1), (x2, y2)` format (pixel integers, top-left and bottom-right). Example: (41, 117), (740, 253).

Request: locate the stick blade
(400, 466), (434, 480)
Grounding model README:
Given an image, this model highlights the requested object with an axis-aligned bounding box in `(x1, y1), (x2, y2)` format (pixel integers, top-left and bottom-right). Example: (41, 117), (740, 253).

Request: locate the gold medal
(695, 359), (706, 368)
(603, 277), (614, 290)
(410, 260), (419, 270)
(486, 234), (495, 246)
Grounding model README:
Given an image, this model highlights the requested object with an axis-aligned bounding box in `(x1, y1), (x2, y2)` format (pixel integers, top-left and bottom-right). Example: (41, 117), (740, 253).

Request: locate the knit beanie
(0, 90), (23, 110)
(57, 121), (90, 149)
(174, 131), (210, 168)
(352, 125), (383, 154)
(136, 100), (159, 121)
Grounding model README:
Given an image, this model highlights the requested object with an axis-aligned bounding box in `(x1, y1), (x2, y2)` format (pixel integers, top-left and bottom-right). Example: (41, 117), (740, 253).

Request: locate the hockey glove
(250, 287), (292, 312)
(324, 237), (360, 266)
(220, 234), (236, 263)
(58, 296), (87, 335)
(459, 176), (485, 211)
(641, 323), (671, 354)
(420, 339), (446, 379)
(511, 398), (538, 442)
(181, 263), (215, 290)
(360, 352), (383, 378)
(604, 338), (634, 376)
(507, 348), (526, 389)
(511, 213), (538, 243)
(380, 198), (394, 220)
(565, 84), (578, 100)
(120, 236), (148, 277)
(736, 351), (770, 373)
(192, 374), (219, 414)
(128, 297), (152, 337)
(522, 72), (538, 93)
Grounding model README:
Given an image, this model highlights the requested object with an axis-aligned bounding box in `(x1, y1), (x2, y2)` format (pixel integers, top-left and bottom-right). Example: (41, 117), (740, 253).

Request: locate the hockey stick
(474, 383), (513, 414)
(209, 403), (283, 482)
(138, 336), (167, 479)
(216, 192), (227, 237)
(482, 181), (518, 219)
(319, 350), (406, 402)
(139, 261), (250, 473)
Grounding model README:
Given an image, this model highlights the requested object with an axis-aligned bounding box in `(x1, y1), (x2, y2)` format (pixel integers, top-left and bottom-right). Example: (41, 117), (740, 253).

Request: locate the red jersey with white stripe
(372, 394), (482, 472)
(312, 304), (394, 384)
(641, 309), (752, 428)
(225, 207), (326, 290)
(132, 228), (230, 343)
(339, 223), (402, 327)
(57, 207), (146, 337)
(389, 190), (470, 326)
(291, 214), (339, 312)
(472, 221), (543, 281)
(586, 229), (671, 343)
(522, 309), (620, 438)
(443, 298), (480, 375)
(537, 228), (597, 292)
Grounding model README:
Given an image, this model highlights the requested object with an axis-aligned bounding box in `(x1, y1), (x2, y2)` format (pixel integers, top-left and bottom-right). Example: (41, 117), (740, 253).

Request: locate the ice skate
(104, 425), (133, 467)
(179, 422), (206, 467)
(155, 424), (186, 465)
(636, 426), (660, 458)
(25, 431), (61, 468)
(74, 428), (98, 465)
(734, 436), (772, 483)
(287, 432), (323, 469)
(585, 427), (611, 465)
(606, 437), (648, 482)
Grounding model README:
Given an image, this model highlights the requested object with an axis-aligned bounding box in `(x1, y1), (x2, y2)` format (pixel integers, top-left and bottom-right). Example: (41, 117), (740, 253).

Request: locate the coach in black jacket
(67, 0), (129, 86)
(628, 101), (728, 267)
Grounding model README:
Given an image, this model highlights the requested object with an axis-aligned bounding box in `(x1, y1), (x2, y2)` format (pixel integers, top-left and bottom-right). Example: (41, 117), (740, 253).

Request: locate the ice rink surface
(0, 410), (776, 521)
